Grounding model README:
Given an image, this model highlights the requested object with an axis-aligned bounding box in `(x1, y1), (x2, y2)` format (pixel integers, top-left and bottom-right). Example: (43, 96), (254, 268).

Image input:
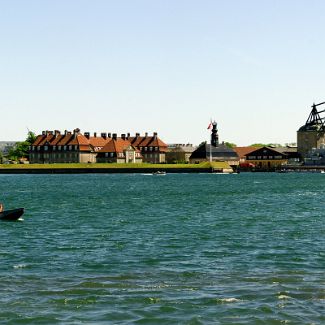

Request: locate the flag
(207, 122), (212, 130)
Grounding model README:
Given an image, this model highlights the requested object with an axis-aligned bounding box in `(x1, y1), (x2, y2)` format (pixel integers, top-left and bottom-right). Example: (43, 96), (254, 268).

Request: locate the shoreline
(0, 167), (213, 174)
(1, 163), (324, 174)
(0, 162), (221, 174)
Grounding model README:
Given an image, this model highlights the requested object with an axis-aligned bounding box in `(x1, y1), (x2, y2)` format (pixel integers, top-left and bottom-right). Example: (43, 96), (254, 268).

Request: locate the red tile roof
(233, 147), (256, 159)
(89, 136), (110, 149)
(33, 135), (46, 146)
(32, 130), (167, 155)
(34, 134), (55, 146)
(50, 134), (66, 146)
(99, 138), (137, 153)
(129, 134), (167, 152)
(56, 133), (74, 146)
(148, 137), (168, 152)
(130, 136), (145, 147)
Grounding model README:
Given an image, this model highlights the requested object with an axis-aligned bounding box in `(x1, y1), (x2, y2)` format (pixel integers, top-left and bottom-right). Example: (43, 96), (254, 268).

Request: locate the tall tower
(211, 121), (219, 147)
(297, 102), (325, 158)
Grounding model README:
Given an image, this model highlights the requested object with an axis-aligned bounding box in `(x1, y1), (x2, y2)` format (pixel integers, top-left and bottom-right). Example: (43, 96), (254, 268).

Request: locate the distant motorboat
(0, 208), (24, 221)
(153, 171), (166, 175)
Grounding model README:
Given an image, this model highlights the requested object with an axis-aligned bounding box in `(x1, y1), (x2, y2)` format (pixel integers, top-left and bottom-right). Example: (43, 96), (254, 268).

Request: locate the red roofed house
(129, 132), (168, 163)
(96, 133), (142, 163)
(29, 129), (110, 163)
(30, 129), (168, 164)
(233, 146), (257, 168)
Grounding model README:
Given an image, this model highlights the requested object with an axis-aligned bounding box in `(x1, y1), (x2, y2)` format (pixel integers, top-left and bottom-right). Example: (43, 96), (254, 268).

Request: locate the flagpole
(207, 119), (212, 162)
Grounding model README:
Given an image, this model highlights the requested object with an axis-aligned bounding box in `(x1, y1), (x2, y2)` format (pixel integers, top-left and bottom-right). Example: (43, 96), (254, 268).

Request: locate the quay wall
(0, 167), (212, 174)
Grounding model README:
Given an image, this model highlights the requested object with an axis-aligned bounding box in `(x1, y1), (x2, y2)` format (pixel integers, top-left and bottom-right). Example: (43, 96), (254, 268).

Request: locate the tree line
(0, 131), (36, 163)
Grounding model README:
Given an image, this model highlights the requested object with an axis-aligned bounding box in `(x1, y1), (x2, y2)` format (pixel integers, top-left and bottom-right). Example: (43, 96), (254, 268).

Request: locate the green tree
(8, 131), (36, 161)
(224, 142), (236, 148)
(250, 143), (282, 148)
(198, 141), (207, 147)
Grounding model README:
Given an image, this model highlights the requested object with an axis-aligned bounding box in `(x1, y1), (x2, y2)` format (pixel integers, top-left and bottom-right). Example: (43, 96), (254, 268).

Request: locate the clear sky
(1, 0), (325, 146)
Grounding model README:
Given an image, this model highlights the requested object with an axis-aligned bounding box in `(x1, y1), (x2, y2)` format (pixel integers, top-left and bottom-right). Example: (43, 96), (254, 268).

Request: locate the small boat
(153, 171), (166, 175)
(0, 208), (24, 221)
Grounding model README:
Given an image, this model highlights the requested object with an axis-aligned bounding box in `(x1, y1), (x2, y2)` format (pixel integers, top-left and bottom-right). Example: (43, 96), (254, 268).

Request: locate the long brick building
(29, 129), (167, 164)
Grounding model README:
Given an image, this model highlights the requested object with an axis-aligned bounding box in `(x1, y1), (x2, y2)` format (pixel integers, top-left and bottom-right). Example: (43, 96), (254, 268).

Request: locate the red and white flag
(207, 122), (212, 130)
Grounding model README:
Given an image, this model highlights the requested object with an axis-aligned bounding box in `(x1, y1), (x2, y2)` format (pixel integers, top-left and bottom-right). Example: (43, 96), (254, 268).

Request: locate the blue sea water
(0, 173), (324, 324)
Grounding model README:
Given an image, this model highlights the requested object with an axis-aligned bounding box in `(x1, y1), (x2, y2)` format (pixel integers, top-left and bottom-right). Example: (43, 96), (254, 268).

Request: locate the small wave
(215, 297), (240, 304)
(278, 295), (290, 300)
(13, 264), (27, 269)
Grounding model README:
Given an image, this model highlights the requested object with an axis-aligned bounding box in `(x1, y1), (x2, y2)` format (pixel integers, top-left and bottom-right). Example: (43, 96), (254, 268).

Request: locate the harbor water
(0, 173), (324, 324)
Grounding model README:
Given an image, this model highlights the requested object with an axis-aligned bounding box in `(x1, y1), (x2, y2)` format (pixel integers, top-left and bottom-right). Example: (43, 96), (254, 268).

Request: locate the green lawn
(0, 161), (230, 169)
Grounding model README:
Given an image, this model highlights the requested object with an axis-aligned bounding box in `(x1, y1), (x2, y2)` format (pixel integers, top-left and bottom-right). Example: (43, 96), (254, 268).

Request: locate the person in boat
(0, 203), (3, 212)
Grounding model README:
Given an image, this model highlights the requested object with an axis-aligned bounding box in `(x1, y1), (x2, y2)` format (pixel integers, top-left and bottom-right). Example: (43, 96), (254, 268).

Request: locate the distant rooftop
(0, 141), (17, 154)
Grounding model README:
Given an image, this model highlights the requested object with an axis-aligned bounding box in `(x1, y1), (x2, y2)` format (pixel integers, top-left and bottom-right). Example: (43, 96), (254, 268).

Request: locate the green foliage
(26, 131), (37, 144)
(7, 131), (36, 161)
(250, 143), (282, 148)
(224, 142), (236, 148)
(198, 141), (207, 147)
(0, 162), (213, 169)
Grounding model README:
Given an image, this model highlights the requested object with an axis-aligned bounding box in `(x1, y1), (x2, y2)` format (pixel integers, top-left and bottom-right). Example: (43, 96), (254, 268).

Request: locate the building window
(149, 147), (153, 151)
(110, 153), (114, 157)
(69, 146), (72, 151)
(58, 146), (61, 150)
(263, 156), (268, 159)
(75, 145), (78, 150)
(64, 146), (67, 150)
(155, 147), (158, 151)
(257, 156), (262, 159)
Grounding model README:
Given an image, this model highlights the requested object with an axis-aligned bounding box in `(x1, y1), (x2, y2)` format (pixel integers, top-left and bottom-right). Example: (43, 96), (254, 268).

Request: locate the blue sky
(1, 0), (324, 145)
